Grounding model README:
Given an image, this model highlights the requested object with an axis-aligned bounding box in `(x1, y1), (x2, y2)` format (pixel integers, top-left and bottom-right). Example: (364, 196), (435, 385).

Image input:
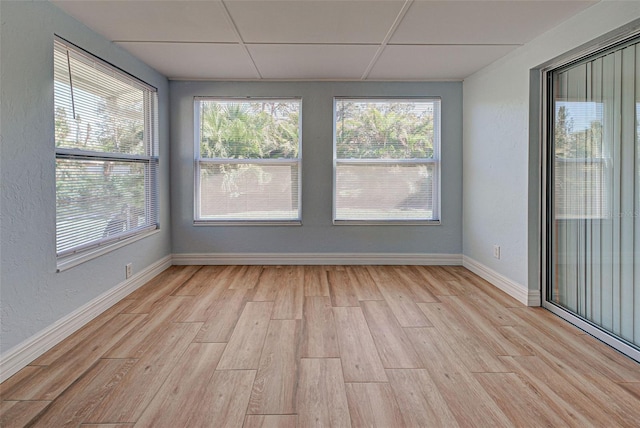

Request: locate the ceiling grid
(51, 0), (599, 81)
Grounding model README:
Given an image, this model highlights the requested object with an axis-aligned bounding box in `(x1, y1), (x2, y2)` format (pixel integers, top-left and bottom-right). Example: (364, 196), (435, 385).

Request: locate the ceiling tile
(391, 1), (597, 45)
(52, 1), (238, 42)
(368, 45), (516, 80)
(248, 44), (379, 79)
(226, 0), (403, 44)
(115, 42), (259, 80)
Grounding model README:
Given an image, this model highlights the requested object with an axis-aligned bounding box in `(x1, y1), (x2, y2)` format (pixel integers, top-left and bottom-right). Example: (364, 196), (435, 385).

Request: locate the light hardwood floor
(2, 265), (640, 427)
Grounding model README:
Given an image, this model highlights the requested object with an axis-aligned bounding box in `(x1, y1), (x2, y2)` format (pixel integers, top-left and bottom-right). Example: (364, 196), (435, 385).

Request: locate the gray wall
(0, 1), (171, 351)
(171, 81), (462, 255)
(463, 1), (640, 291)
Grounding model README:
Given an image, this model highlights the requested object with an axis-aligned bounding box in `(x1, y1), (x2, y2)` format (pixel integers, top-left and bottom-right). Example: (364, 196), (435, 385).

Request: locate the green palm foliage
(200, 101), (300, 159)
(336, 100), (435, 160)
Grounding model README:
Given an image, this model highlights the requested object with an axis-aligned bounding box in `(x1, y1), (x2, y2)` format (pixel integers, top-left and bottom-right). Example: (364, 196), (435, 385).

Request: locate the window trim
(54, 37), (159, 268)
(332, 97), (442, 225)
(193, 97), (303, 226)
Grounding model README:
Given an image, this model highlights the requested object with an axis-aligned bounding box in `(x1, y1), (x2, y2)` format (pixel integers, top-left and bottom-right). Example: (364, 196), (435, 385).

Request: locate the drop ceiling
(51, 0), (598, 81)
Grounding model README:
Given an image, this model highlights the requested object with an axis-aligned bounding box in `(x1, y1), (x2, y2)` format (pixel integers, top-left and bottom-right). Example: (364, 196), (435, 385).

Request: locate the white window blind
(195, 98), (301, 224)
(334, 98), (440, 223)
(54, 38), (158, 258)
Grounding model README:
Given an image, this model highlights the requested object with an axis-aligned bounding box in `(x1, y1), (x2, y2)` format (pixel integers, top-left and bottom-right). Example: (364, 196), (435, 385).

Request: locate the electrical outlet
(493, 245), (501, 260)
(126, 263), (132, 279)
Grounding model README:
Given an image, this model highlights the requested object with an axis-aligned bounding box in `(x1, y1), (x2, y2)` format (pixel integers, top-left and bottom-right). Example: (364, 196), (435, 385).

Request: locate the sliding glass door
(545, 34), (640, 361)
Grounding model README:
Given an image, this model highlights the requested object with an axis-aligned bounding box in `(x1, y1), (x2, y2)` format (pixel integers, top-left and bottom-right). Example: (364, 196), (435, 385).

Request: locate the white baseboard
(462, 255), (540, 306)
(527, 289), (542, 307)
(172, 252), (463, 266)
(0, 255), (172, 383)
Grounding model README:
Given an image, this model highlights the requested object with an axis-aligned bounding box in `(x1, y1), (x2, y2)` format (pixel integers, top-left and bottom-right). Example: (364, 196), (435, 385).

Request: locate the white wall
(0, 1), (171, 353)
(463, 1), (640, 296)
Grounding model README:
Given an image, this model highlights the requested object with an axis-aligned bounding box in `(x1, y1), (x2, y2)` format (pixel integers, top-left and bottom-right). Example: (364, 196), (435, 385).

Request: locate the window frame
(193, 97), (303, 226)
(332, 97), (442, 225)
(54, 37), (159, 271)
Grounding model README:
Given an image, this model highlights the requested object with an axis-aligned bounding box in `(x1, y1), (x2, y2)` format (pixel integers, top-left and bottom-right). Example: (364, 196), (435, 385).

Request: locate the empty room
(1, 0), (640, 426)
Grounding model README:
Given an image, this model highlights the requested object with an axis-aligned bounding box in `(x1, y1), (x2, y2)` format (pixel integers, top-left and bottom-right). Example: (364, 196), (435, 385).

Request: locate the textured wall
(463, 1), (640, 290)
(0, 1), (171, 351)
(171, 81), (463, 255)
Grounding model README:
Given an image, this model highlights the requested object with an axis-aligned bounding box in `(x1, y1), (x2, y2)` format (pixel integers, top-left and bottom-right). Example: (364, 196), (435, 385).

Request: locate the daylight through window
(54, 38), (158, 259)
(334, 98), (441, 223)
(194, 98), (302, 223)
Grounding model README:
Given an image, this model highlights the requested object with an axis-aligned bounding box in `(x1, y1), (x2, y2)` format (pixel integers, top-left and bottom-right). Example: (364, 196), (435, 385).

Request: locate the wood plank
(345, 383), (405, 428)
(405, 327), (514, 427)
(475, 372), (573, 427)
(253, 267), (282, 301)
(86, 322), (201, 423)
(28, 359), (137, 427)
(502, 355), (625, 427)
(333, 307), (387, 382)
(360, 300), (422, 368)
(367, 266), (431, 327)
(440, 295), (530, 356)
(194, 288), (253, 342)
(126, 265), (201, 312)
(172, 266), (240, 322)
(417, 302), (507, 373)
(409, 266), (461, 296)
(0, 366), (43, 394)
(303, 265), (330, 297)
(244, 415), (297, 428)
(0, 400), (50, 428)
(507, 313), (640, 383)
(140, 370), (256, 428)
(297, 358), (351, 428)
(327, 270), (359, 307)
(228, 265), (262, 289)
(386, 369), (458, 427)
(248, 320), (300, 414)
(31, 297), (136, 365)
(272, 266), (304, 319)
(454, 286), (523, 327)
(509, 306), (586, 337)
(81, 425), (134, 427)
(347, 266), (383, 300)
(300, 297), (339, 358)
(217, 302), (274, 370)
(2, 313), (146, 400)
(171, 265), (225, 296)
(392, 266), (439, 303)
(618, 382), (640, 400)
(575, 333), (640, 382)
(105, 297), (192, 358)
(448, 266), (522, 307)
(133, 343), (226, 428)
(500, 326), (640, 426)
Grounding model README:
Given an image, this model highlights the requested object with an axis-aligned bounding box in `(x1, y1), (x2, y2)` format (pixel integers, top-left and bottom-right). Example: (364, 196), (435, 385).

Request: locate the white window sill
(193, 220), (302, 227)
(56, 228), (160, 272)
(333, 220), (441, 226)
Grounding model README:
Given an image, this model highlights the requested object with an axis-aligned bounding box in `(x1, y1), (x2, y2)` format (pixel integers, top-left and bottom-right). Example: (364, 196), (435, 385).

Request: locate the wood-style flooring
(2, 265), (640, 427)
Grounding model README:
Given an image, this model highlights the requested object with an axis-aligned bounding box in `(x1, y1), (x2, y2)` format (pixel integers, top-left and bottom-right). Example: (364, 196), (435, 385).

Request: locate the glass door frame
(540, 27), (640, 364)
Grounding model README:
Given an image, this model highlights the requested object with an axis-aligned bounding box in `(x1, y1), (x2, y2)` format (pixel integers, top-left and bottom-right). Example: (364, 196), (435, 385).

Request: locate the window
(194, 98), (302, 224)
(54, 38), (158, 264)
(333, 98), (440, 223)
(544, 34), (640, 360)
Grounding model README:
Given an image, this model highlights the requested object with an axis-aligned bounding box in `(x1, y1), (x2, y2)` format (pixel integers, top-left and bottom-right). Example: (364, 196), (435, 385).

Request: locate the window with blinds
(194, 98), (302, 224)
(333, 98), (441, 223)
(54, 38), (158, 261)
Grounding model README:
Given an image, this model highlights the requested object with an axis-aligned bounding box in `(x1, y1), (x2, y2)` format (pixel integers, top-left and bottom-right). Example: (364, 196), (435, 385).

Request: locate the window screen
(54, 38), (158, 259)
(195, 98), (301, 223)
(334, 98), (440, 223)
